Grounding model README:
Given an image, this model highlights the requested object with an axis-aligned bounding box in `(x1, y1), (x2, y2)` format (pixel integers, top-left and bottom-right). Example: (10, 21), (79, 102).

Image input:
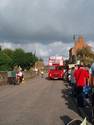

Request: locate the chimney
(78, 36), (83, 43)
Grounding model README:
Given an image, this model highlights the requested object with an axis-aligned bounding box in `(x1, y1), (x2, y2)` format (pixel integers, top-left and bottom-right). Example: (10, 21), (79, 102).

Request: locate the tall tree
(12, 48), (25, 66)
(20, 52), (33, 70)
(0, 51), (12, 71)
(3, 48), (14, 58)
(1, 47), (39, 71)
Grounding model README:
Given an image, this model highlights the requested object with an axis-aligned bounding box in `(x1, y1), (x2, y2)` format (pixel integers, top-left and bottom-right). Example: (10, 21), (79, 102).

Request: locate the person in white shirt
(41, 70), (44, 78)
(7, 69), (12, 85)
(19, 70), (23, 83)
(68, 73), (71, 86)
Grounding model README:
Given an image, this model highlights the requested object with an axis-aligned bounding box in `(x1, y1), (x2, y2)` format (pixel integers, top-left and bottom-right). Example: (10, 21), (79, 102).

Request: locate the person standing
(16, 72), (19, 84)
(41, 70), (44, 78)
(19, 70), (23, 83)
(7, 69), (12, 85)
(71, 67), (76, 97)
(74, 63), (88, 106)
(75, 64), (79, 70)
(11, 67), (16, 85)
(90, 59), (94, 88)
(68, 73), (71, 86)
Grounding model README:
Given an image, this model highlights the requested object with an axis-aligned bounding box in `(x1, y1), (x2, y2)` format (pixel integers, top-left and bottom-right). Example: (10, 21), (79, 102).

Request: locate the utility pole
(73, 34), (77, 64)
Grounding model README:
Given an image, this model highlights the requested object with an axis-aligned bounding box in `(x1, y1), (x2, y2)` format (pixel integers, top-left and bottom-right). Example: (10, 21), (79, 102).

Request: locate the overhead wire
(77, 21), (94, 36)
(0, 14), (21, 43)
(0, 20), (20, 43)
(0, 22), (18, 43)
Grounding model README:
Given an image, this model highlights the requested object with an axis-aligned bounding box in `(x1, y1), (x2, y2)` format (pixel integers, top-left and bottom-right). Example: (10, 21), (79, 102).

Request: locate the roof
(69, 36), (93, 53)
(35, 61), (45, 69)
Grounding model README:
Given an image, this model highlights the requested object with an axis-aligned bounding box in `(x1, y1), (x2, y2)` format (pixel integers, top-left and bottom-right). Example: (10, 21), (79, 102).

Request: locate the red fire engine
(48, 56), (64, 79)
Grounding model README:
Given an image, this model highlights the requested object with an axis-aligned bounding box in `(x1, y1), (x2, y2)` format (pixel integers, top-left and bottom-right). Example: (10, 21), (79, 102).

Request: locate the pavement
(65, 82), (93, 125)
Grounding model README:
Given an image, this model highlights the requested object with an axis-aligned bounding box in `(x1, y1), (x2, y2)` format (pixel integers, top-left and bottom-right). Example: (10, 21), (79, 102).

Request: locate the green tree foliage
(3, 48), (14, 58)
(0, 51), (12, 71)
(39, 58), (43, 61)
(32, 54), (38, 65)
(19, 53), (38, 70)
(77, 46), (94, 65)
(0, 48), (39, 71)
(12, 48), (25, 66)
(20, 53), (33, 70)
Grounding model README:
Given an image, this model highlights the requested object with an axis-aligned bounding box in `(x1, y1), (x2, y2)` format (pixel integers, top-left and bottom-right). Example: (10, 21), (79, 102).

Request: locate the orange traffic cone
(22, 77), (25, 84)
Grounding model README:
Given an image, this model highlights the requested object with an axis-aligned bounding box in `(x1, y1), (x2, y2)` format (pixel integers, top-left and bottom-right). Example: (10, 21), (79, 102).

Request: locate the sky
(0, 0), (94, 65)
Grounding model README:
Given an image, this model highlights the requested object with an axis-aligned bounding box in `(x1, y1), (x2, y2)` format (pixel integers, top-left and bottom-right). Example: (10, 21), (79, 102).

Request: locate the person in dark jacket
(71, 67), (76, 96)
(11, 67), (16, 85)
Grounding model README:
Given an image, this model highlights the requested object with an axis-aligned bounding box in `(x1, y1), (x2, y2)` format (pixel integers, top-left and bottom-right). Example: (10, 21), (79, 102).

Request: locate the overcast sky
(0, 0), (94, 65)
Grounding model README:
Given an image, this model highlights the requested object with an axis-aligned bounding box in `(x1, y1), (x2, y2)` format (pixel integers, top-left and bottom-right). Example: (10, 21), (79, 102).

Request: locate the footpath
(65, 82), (92, 125)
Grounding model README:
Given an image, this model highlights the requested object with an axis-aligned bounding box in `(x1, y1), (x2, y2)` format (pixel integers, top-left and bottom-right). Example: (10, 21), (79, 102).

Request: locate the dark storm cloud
(0, 0), (94, 45)
(20, 27), (73, 44)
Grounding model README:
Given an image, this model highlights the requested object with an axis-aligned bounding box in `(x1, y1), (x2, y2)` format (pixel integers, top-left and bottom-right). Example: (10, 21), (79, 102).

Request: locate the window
(50, 66), (55, 70)
(56, 66), (62, 70)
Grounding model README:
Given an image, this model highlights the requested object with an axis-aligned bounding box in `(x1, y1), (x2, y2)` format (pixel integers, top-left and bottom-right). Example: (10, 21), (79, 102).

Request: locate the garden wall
(0, 70), (36, 86)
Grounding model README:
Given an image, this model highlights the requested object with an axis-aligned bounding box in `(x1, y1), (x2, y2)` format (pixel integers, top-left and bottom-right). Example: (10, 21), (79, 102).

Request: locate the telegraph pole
(73, 34), (77, 64)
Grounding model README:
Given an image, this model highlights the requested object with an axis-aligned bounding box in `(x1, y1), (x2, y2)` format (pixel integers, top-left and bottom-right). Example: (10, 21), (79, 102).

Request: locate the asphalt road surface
(0, 74), (83, 125)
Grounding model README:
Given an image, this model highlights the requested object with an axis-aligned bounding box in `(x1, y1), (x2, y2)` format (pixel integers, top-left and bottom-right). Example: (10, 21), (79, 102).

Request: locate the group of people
(67, 61), (94, 107)
(7, 66), (24, 85)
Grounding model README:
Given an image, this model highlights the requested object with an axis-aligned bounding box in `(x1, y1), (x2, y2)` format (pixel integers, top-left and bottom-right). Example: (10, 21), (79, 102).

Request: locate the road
(0, 74), (83, 125)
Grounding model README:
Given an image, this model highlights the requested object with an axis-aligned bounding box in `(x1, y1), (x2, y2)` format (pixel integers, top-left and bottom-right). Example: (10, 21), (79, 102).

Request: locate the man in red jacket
(74, 63), (88, 96)
(74, 63), (89, 106)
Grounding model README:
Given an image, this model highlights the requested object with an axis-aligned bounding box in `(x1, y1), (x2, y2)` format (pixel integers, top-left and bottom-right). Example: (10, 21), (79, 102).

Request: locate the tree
(39, 58), (43, 61)
(0, 47), (39, 71)
(76, 46), (94, 65)
(20, 52), (33, 70)
(0, 51), (12, 71)
(17, 52), (38, 70)
(31, 54), (38, 66)
(3, 48), (14, 58)
(12, 48), (25, 66)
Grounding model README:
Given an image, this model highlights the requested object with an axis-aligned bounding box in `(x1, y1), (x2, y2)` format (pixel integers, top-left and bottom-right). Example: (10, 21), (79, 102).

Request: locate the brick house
(34, 61), (45, 71)
(69, 36), (93, 64)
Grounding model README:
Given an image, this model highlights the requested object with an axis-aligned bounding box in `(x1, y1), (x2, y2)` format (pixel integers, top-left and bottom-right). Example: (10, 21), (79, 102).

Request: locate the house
(34, 61), (45, 71)
(69, 35), (93, 64)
